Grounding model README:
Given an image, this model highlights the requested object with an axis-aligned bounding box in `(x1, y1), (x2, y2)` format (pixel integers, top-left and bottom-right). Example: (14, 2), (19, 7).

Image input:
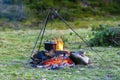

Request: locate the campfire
(30, 38), (90, 70)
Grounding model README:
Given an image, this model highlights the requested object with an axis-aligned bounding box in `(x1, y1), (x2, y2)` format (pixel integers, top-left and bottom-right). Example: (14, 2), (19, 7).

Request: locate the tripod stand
(29, 8), (106, 65)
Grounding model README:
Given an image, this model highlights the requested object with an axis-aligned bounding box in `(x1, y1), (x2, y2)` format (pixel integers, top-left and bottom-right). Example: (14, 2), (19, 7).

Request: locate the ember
(43, 56), (74, 69)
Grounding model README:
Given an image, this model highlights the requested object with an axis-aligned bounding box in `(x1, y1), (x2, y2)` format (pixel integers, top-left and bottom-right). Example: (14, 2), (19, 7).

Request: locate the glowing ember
(54, 37), (64, 50)
(43, 56), (74, 68)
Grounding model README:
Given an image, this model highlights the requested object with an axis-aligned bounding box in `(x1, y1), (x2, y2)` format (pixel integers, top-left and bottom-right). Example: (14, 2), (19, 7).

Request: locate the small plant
(90, 24), (120, 46)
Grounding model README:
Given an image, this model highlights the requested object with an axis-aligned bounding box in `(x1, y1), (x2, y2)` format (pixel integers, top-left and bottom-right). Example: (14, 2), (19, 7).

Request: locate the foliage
(1, 0), (120, 22)
(0, 0), (120, 22)
(90, 24), (120, 46)
(22, 0), (120, 21)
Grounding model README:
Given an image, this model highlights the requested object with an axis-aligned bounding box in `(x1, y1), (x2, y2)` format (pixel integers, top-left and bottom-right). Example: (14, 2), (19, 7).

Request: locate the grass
(0, 28), (120, 80)
(27, 18), (120, 29)
(0, 17), (120, 30)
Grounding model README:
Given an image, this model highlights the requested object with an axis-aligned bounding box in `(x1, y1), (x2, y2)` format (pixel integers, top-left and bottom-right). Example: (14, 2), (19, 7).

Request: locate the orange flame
(54, 37), (64, 51)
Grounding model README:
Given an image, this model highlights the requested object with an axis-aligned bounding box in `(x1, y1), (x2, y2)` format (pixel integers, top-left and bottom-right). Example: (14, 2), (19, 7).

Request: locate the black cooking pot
(44, 42), (56, 51)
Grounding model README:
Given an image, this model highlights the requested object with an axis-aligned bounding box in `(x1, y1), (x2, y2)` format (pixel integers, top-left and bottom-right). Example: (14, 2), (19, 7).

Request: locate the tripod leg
(29, 9), (51, 61)
(52, 9), (88, 45)
(52, 9), (106, 65)
(30, 23), (45, 58)
(37, 9), (51, 51)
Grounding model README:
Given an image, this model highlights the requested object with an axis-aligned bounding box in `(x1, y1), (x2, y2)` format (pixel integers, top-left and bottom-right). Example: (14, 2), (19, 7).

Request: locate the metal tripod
(29, 8), (106, 65)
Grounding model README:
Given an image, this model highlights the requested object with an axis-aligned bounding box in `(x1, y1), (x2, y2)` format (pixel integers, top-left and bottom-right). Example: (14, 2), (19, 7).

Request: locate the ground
(0, 29), (120, 80)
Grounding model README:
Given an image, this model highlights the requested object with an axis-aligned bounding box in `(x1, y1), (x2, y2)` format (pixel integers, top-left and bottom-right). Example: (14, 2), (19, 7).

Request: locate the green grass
(0, 29), (120, 80)
(45, 19), (120, 29)
(1, 17), (120, 30)
(27, 18), (120, 29)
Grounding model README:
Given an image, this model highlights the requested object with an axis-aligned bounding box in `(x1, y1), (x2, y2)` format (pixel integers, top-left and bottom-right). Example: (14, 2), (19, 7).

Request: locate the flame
(54, 37), (64, 51)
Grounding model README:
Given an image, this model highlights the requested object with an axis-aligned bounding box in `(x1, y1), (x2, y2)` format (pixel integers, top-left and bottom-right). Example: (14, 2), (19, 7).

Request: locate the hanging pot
(44, 42), (56, 51)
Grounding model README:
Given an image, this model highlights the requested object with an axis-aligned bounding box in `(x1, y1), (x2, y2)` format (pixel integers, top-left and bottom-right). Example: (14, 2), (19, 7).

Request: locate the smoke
(0, 0), (27, 21)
